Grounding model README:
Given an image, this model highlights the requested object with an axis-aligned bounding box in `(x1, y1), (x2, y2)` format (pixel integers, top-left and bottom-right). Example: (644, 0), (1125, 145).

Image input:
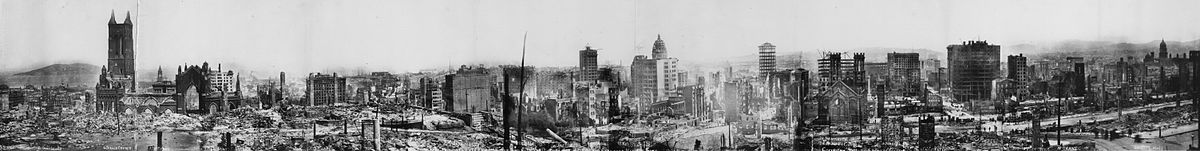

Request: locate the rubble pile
(386, 132), (496, 150)
(1096, 105), (1196, 133)
(203, 108), (283, 130)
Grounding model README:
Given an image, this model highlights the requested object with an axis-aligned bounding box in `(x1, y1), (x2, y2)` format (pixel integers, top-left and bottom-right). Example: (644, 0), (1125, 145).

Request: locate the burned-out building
(629, 35), (681, 104)
(887, 52), (922, 97)
(452, 65), (496, 113)
(579, 46), (600, 82)
(1007, 54), (1030, 83)
(864, 62), (889, 97)
(305, 72), (348, 106)
(768, 68), (809, 124)
(947, 41), (1001, 112)
(819, 81), (867, 124)
(256, 72), (287, 109)
(96, 12), (138, 113)
(816, 53), (866, 90)
(759, 42), (777, 78)
(175, 63), (243, 114)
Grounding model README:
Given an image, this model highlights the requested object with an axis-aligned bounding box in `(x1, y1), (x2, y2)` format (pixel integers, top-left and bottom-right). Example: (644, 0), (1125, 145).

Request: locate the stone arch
(183, 85), (200, 110)
(176, 65), (213, 113)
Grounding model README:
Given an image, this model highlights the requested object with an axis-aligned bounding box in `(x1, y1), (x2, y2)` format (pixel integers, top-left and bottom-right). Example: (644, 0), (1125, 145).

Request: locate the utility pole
(1057, 93), (1063, 146)
(517, 32), (528, 150)
(502, 73), (512, 150)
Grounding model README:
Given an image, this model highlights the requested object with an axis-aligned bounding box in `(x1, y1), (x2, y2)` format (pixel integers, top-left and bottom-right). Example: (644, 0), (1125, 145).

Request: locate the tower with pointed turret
(106, 11), (136, 91)
(95, 11), (136, 113)
(1159, 39), (1168, 61)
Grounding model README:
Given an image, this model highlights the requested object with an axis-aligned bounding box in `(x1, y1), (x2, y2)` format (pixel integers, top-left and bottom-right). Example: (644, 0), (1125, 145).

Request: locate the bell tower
(107, 11), (136, 91)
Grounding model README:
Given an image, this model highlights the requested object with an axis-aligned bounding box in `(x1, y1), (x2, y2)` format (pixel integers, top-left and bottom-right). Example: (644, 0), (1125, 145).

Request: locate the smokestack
(281, 72), (286, 106)
(308, 73), (314, 106)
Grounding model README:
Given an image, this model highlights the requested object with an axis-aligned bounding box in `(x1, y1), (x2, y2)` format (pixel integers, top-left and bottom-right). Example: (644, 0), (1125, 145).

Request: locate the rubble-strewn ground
(2, 98), (1194, 150)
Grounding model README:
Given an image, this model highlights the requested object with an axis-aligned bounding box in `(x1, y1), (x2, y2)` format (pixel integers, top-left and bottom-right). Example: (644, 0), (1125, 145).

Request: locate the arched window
(185, 86), (200, 110)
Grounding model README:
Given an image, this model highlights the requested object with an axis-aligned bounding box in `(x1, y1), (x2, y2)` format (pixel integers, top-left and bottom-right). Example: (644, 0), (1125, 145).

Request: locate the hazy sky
(3, 0), (1200, 74)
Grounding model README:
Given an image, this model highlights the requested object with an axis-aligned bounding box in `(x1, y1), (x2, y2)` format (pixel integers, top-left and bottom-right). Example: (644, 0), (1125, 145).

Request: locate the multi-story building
(947, 41), (1001, 105)
(501, 65), (537, 98)
(930, 67), (947, 89)
(1193, 51), (1200, 120)
(630, 56), (658, 100)
(629, 35), (680, 103)
(887, 53), (922, 97)
(1007, 54), (1029, 83)
(770, 68), (809, 125)
(759, 42), (777, 78)
(579, 46), (599, 82)
(418, 77), (444, 110)
(452, 65), (496, 113)
(441, 74), (454, 111)
(1071, 63), (1087, 96)
(864, 62), (889, 96)
(921, 59), (941, 82)
(1191, 51), (1200, 93)
(305, 73), (348, 106)
(207, 64), (237, 92)
(597, 67), (620, 85)
(816, 53), (866, 91)
(0, 85), (8, 111)
(1004, 54), (1030, 100)
(990, 78), (1019, 114)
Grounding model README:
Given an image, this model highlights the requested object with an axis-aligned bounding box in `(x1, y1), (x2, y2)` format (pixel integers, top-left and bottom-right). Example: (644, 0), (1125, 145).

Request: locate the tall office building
(630, 56), (657, 100)
(1007, 54), (1029, 83)
(579, 46), (599, 81)
(630, 35), (680, 103)
(947, 41), (1001, 104)
(887, 53), (922, 97)
(759, 43), (777, 78)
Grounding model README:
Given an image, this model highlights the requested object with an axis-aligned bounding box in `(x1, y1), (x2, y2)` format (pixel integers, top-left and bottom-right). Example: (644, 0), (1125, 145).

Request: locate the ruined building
(947, 41), (1001, 112)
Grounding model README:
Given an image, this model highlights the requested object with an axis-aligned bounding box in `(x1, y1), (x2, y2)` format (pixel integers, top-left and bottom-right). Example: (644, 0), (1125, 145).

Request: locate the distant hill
(3, 63), (100, 87)
(1010, 39), (1200, 59)
(14, 63), (100, 76)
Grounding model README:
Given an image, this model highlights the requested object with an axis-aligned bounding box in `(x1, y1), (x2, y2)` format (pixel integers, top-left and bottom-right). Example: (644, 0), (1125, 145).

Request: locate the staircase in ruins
(472, 112), (485, 130)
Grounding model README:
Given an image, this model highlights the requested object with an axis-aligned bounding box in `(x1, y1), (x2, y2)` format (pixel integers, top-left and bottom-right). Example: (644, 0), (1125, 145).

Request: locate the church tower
(107, 11), (136, 91)
(1159, 39), (1168, 61)
(95, 11), (136, 113)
